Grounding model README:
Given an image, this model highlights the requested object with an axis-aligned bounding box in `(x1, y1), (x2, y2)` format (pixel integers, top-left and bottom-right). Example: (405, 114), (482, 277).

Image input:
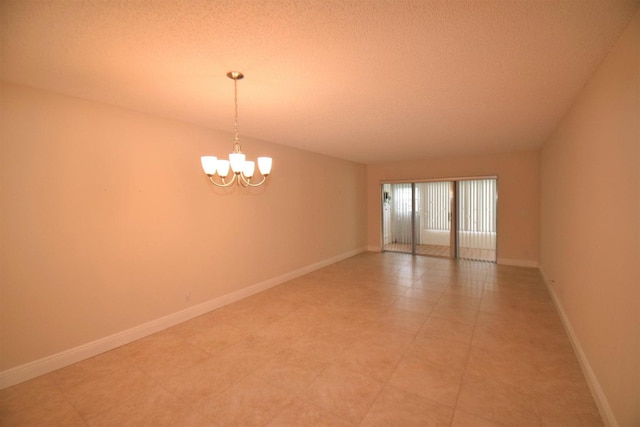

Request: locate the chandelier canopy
(200, 71), (272, 187)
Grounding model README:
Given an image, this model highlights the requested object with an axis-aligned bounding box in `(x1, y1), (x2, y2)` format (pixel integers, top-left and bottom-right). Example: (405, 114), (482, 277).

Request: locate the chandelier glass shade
(201, 71), (272, 187)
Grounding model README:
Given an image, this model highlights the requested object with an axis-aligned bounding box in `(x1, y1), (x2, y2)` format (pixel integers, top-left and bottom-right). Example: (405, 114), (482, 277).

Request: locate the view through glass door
(382, 183), (414, 254)
(382, 181), (453, 257)
(382, 178), (497, 262)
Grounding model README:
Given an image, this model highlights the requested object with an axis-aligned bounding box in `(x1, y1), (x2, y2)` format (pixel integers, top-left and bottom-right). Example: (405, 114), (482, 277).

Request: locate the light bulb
(200, 156), (217, 175)
(217, 159), (230, 177)
(257, 157), (272, 175)
(229, 153), (246, 173)
(243, 161), (255, 178)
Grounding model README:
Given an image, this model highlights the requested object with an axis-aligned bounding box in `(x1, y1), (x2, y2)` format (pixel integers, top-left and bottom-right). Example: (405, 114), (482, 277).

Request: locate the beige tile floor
(0, 252), (603, 426)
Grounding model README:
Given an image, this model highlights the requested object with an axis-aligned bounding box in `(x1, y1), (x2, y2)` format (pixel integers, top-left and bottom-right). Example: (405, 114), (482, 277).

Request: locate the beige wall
(540, 10), (639, 427)
(0, 83), (367, 371)
(366, 151), (540, 266)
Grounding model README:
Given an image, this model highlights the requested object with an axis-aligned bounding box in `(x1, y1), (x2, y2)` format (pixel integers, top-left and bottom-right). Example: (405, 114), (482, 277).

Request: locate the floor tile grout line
(46, 372), (92, 427)
(449, 278), (486, 421)
(356, 276), (435, 425)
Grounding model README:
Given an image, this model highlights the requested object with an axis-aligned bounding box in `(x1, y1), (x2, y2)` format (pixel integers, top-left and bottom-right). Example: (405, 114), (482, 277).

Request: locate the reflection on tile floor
(0, 252), (603, 426)
(383, 244), (496, 262)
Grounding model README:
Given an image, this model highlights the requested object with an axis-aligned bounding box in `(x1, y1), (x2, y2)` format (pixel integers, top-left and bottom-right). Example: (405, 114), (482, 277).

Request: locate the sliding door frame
(449, 181), (457, 259)
(380, 176), (498, 261)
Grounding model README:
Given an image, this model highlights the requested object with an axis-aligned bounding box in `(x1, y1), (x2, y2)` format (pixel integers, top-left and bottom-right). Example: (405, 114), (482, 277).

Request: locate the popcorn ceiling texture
(1, 0), (638, 163)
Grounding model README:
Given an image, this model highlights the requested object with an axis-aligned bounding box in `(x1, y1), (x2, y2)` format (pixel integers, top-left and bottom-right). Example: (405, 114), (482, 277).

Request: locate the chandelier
(200, 71), (272, 187)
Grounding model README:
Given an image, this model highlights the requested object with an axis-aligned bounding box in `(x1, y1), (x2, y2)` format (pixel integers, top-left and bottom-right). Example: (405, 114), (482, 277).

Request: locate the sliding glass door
(416, 181), (454, 257)
(381, 178), (497, 262)
(382, 183), (414, 254)
(382, 181), (454, 257)
(457, 179), (497, 262)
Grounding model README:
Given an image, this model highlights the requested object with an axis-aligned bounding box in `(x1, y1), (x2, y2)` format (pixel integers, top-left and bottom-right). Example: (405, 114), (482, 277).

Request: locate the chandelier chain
(233, 77), (241, 153)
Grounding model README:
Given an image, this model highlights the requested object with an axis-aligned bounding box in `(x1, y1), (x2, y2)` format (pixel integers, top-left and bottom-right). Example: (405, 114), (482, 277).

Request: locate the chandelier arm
(239, 174), (268, 187)
(207, 174), (237, 187)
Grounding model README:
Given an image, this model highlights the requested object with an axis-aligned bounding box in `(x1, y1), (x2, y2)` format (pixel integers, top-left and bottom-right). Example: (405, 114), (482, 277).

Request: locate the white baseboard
(497, 257), (539, 268)
(539, 267), (618, 427)
(0, 247), (366, 390)
(367, 245), (382, 252)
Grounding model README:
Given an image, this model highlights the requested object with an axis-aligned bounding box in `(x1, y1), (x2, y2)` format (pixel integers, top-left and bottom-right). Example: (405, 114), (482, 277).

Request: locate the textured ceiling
(1, 0), (638, 164)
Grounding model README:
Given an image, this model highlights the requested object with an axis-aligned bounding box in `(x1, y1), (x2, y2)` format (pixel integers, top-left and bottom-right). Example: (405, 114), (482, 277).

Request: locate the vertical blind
(423, 182), (450, 231)
(457, 179), (497, 262)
